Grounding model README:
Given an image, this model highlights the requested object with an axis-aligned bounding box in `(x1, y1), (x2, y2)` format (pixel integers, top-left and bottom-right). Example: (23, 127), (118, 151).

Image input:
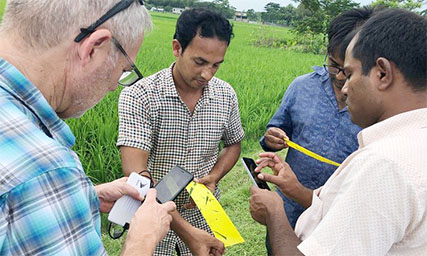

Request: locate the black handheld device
(241, 157), (270, 190)
(155, 165), (194, 204)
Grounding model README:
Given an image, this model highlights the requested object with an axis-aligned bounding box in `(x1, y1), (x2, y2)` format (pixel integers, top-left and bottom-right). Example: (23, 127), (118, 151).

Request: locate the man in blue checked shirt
(0, 1), (176, 255)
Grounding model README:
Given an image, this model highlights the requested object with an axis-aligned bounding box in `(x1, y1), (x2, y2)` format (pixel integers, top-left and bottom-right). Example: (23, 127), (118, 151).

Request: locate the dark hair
(353, 8), (427, 90)
(173, 8), (233, 53)
(328, 6), (378, 59)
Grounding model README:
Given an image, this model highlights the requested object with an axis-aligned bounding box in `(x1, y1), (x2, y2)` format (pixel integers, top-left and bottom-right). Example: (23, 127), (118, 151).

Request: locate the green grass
(1, 5), (322, 255)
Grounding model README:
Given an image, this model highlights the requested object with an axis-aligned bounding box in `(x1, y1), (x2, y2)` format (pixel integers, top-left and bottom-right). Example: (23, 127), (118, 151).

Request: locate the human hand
(129, 189), (176, 244)
(185, 227), (225, 256)
(95, 177), (144, 213)
(123, 189), (176, 255)
(264, 127), (289, 150)
(249, 186), (284, 225)
(184, 174), (217, 209)
(255, 152), (300, 199)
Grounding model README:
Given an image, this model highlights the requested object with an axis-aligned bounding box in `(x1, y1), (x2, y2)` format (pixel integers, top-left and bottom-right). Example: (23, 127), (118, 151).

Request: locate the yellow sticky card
(284, 138), (341, 167)
(186, 181), (244, 247)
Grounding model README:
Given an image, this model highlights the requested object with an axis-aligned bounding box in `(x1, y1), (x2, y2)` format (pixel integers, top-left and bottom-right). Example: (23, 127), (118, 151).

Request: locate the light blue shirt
(260, 66), (361, 228)
(0, 58), (105, 255)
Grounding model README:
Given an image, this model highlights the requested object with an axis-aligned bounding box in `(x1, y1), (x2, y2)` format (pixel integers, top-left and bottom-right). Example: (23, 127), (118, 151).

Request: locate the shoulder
(209, 76), (237, 98)
(289, 67), (328, 90)
(0, 104), (79, 196)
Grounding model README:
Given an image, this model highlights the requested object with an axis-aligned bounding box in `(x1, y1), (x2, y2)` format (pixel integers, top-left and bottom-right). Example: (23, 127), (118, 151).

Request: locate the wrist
(123, 231), (157, 256)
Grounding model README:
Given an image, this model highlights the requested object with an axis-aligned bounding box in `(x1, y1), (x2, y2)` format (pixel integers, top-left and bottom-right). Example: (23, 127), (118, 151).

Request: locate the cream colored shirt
(295, 108), (427, 255)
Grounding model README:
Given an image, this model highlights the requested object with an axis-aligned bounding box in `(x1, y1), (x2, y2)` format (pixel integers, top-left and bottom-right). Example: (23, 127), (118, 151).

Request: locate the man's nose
(201, 67), (214, 81)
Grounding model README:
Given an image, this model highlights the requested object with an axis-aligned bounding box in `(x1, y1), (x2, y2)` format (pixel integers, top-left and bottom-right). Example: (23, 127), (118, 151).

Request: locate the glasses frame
(74, 0), (144, 43)
(323, 54), (346, 77)
(112, 37), (144, 86)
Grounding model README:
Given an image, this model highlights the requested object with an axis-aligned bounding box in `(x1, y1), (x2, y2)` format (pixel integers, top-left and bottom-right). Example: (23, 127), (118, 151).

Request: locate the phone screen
(241, 157), (270, 190)
(155, 165), (194, 204)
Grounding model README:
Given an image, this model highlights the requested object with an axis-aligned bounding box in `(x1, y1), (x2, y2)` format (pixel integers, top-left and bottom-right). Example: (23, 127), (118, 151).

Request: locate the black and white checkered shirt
(117, 63), (244, 255)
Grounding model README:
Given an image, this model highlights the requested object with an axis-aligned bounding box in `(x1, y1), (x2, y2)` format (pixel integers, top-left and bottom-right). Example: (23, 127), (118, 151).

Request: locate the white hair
(0, 0), (152, 51)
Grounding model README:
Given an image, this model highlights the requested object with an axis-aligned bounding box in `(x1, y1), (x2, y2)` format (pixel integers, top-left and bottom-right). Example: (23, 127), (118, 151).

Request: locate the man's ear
(76, 29), (112, 67)
(375, 57), (393, 91)
(172, 39), (182, 57)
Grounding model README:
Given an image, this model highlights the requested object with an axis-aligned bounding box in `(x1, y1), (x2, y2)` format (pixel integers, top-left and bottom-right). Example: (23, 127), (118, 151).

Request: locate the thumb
(162, 201), (176, 213)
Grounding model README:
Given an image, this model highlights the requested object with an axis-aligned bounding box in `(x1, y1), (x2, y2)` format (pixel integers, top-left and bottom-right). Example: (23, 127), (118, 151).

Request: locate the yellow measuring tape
(284, 138), (341, 167)
(186, 182), (244, 247)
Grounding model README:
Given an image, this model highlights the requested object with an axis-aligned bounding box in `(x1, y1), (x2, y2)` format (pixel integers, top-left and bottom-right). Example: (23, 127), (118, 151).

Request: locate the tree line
(147, 0), (426, 36)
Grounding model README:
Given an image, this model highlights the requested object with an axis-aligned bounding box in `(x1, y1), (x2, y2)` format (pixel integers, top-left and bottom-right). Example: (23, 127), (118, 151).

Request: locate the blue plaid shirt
(0, 58), (106, 255)
(260, 66), (362, 228)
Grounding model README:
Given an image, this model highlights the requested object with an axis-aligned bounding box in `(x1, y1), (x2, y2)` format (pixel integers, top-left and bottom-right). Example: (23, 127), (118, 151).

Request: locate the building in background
(234, 11), (248, 22)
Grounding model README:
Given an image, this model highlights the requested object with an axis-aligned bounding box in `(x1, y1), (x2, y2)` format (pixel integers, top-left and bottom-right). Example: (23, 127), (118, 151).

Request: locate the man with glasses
(0, 0), (176, 255)
(259, 7), (377, 253)
(117, 8), (243, 256)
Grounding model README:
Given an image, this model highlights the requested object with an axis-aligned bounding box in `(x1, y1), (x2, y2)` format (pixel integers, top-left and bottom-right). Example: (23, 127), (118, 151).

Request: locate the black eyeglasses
(74, 0), (145, 86)
(323, 54), (346, 76)
(74, 0), (144, 43)
(112, 37), (144, 86)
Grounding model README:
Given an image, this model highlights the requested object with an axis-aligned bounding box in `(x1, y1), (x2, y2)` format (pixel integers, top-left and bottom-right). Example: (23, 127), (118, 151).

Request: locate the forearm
(121, 234), (157, 256)
(170, 209), (195, 243)
(209, 142), (241, 182)
(120, 146), (149, 176)
(267, 209), (303, 255)
(286, 184), (313, 209)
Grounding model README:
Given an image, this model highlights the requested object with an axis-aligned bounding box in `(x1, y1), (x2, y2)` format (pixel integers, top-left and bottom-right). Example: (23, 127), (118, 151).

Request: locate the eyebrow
(195, 57), (224, 65)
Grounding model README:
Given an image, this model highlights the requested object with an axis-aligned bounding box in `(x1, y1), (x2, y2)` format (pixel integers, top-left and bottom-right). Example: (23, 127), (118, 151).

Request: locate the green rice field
(0, 6), (323, 255)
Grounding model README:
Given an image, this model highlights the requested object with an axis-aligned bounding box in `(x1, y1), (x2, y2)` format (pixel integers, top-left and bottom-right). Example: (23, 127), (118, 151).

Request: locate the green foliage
(250, 25), (326, 54)
(293, 0), (360, 35)
(67, 12), (322, 255)
(371, 0), (426, 11)
(0, 0), (6, 21)
(261, 2), (297, 26)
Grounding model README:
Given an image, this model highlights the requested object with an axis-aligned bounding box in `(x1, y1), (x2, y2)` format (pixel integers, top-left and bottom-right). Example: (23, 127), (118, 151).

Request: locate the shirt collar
(357, 108), (427, 148)
(0, 58), (75, 148)
(162, 62), (215, 100)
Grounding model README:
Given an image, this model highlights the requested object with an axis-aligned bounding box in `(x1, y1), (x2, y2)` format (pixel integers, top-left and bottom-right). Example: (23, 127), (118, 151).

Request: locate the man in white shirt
(249, 8), (427, 255)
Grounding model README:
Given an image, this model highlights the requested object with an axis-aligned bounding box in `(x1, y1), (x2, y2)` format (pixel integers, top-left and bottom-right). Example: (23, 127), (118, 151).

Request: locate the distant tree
(293, 0), (359, 34)
(370, 0), (426, 11)
(246, 8), (259, 21)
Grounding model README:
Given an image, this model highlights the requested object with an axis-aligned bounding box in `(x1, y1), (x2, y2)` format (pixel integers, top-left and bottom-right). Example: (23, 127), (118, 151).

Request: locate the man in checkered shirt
(118, 8), (244, 256)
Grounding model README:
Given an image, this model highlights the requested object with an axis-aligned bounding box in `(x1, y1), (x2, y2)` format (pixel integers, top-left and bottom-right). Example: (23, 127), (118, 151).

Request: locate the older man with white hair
(0, 0), (176, 255)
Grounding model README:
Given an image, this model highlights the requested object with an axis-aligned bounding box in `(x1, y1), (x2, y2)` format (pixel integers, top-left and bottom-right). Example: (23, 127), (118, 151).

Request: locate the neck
(0, 34), (67, 112)
(380, 83), (427, 122)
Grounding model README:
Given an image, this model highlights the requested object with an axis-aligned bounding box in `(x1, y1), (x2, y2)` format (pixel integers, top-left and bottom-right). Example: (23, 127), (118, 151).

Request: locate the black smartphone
(155, 165), (194, 204)
(241, 157), (270, 190)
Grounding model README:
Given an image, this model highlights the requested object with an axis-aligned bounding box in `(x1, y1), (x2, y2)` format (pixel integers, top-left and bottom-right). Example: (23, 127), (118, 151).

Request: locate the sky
(228, 0), (375, 12)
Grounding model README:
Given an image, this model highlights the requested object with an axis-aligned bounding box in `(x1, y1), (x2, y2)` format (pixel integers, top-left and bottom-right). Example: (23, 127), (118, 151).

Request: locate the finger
(162, 201), (176, 213)
(258, 173), (282, 186)
(250, 185), (260, 194)
(144, 188), (157, 202)
(265, 134), (286, 145)
(258, 152), (278, 159)
(268, 127), (287, 138)
(120, 183), (144, 201)
(254, 159), (276, 172)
